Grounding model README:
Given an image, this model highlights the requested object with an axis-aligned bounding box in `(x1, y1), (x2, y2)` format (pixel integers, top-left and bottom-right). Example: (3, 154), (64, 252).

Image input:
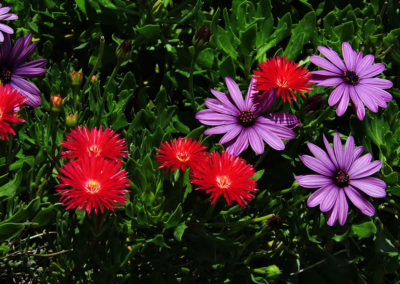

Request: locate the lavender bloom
(295, 133), (386, 226)
(0, 33), (47, 107)
(310, 42), (393, 120)
(196, 77), (295, 156)
(0, 4), (18, 42)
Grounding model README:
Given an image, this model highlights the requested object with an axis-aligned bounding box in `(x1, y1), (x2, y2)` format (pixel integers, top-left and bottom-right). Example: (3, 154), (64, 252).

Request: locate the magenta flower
(0, 33), (47, 107)
(0, 4), (18, 42)
(310, 42), (393, 120)
(295, 133), (386, 226)
(196, 77), (295, 156)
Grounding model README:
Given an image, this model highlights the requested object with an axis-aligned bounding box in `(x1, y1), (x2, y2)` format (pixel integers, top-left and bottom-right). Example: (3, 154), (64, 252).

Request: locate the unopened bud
(302, 94), (324, 113)
(66, 112), (78, 127)
(193, 25), (210, 47)
(71, 69), (83, 86)
(116, 40), (132, 62)
(267, 215), (284, 230)
(51, 95), (63, 112)
(92, 74), (97, 83)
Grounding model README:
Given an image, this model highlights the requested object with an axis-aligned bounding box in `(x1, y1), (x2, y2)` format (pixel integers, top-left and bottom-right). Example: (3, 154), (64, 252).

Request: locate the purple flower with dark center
(295, 133), (386, 226)
(196, 77), (296, 156)
(0, 33), (47, 107)
(0, 4), (18, 42)
(310, 42), (393, 120)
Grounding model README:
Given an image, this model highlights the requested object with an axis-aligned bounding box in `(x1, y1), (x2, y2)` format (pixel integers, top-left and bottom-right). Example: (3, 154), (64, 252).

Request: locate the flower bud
(71, 69), (83, 86)
(66, 112), (78, 127)
(116, 40), (132, 62)
(193, 24), (210, 47)
(51, 95), (63, 112)
(92, 74), (97, 83)
(302, 94), (324, 113)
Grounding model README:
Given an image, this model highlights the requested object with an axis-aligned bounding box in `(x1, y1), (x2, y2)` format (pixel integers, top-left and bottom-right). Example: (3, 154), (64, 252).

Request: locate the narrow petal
(295, 174), (333, 188)
(328, 83), (345, 106)
(337, 189), (348, 225)
(204, 124), (235, 135)
(210, 89), (239, 112)
(265, 113), (300, 129)
(349, 85), (365, 120)
(336, 85), (350, 116)
(348, 154), (382, 179)
(343, 136), (355, 172)
(254, 88), (276, 116)
(244, 78), (257, 110)
(310, 55), (343, 74)
(323, 134), (339, 168)
(195, 109), (237, 126)
(247, 127), (264, 154)
(311, 70), (340, 77)
(307, 142), (336, 171)
(317, 46), (347, 70)
(344, 186), (375, 216)
(320, 185), (339, 212)
(257, 117), (295, 140)
(307, 185), (331, 207)
(0, 23), (13, 34)
(257, 125), (285, 150)
(315, 77), (344, 87)
(342, 42), (357, 71)
(358, 63), (385, 78)
(225, 77), (245, 111)
(9, 77), (41, 107)
(219, 125), (242, 144)
(354, 85), (380, 113)
(350, 177), (386, 198)
(359, 78), (393, 89)
(227, 129), (249, 155)
(355, 54), (375, 75)
(326, 201), (339, 226)
(205, 98), (239, 115)
(333, 133), (345, 169)
(300, 155), (333, 176)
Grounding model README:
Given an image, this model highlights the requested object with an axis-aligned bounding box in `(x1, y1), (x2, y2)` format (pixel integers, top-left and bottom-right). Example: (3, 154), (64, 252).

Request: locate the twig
(378, 43), (394, 58)
(30, 249), (72, 257)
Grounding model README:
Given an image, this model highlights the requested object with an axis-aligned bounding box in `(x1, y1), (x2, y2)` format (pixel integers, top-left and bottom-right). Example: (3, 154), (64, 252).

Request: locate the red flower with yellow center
(61, 126), (127, 161)
(0, 84), (26, 140)
(155, 137), (207, 172)
(56, 156), (131, 214)
(190, 151), (258, 207)
(253, 56), (312, 103)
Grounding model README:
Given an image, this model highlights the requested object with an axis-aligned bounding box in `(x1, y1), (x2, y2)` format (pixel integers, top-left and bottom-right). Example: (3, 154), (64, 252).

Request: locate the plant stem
(188, 46), (200, 112)
(82, 35), (105, 91)
(205, 213), (274, 227)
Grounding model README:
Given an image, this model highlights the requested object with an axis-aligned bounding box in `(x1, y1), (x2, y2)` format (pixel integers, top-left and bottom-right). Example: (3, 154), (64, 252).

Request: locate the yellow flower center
(88, 144), (101, 157)
(85, 179), (101, 194)
(276, 78), (288, 88)
(216, 175), (231, 189)
(176, 152), (190, 162)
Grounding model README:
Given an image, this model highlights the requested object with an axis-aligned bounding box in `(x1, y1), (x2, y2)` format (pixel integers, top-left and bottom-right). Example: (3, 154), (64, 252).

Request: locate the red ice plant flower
(190, 151), (258, 207)
(61, 126), (127, 161)
(0, 84), (26, 140)
(155, 137), (207, 172)
(253, 56), (312, 103)
(56, 156), (131, 214)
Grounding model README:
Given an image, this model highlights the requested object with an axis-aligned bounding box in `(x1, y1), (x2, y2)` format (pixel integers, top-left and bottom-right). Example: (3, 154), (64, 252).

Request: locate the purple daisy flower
(0, 33), (47, 107)
(295, 133), (386, 226)
(310, 42), (393, 120)
(196, 77), (295, 156)
(0, 4), (18, 42)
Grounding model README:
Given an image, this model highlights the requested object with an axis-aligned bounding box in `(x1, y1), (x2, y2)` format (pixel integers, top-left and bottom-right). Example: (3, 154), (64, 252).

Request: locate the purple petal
(326, 200), (339, 226)
(318, 46), (347, 70)
(229, 128), (249, 155)
(0, 33), (11, 55)
(307, 185), (331, 207)
(9, 78), (41, 107)
(0, 7), (11, 15)
(359, 78), (393, 89)
(359, 63), (385, 78)
(244, 78), (257, 110)
(256, 125), (285, 150)
(257, 117), (295, 140)
(264, 113), (300, 129)
(0, 23), (13, 34)
(328, 83), (345, 106)
(343, 136), (355, 172)
(335, 85), (350, 116)
(355, 54), (375, 75)
(354, 85), (379, 112)
(337, 189), (348, 225)
(13, 67), (47, 78)
(349, 86), (365, 120)
(367, 86), (392, 102)
(323, 134), (339, 168)
(204, 124), (236, 135)
(225, 77), (245, 111)
(295, 174), (333, 188)
(254, 88), (276, 116)
(348, 154), (382, 179)
(17, 58), (48, 69)
(344, 186), (376, 216)
(311, 70), (340, 77)
(342, 42), (357, 71)
(333, 133), (345, 169)
(247, 127), (264, 154)
(307, 142), (336, 171)
(219, 125), (242, 144)
(300, 155), (333, 176)
(210, 89), (240, 113)
(205, 98), (239, 115)
(320, 185), (339, 212)
(0, 32), (3, 42)
(310, 55), (343, 74)
(195, 109), (237, 126)
(315, 77), (344, 87)
(350, 177), (386, 198)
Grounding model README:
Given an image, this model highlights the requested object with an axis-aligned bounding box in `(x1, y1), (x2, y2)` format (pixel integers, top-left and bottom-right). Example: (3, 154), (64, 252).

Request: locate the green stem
(5, 135), (13, 171)
(205, 213), (274, 227)
(82, 35), (105, 91)
(95, 60), (122, 126)
(188, 46), (200, 112)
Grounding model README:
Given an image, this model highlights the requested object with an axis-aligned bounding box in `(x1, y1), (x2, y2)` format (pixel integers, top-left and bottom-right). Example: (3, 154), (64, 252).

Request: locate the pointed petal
(344, 186), (376, 216)
(225, 77), (245, 110)
(295, 174), (333, 188)
(350, 177), (386, 198)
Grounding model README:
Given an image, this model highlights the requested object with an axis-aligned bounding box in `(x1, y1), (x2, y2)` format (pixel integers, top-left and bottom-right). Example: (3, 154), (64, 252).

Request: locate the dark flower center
(333, 169), (350, 187)
(238, 110), (256, 127)
(0, 67), (12, 84)
(343, 70), (360, 86)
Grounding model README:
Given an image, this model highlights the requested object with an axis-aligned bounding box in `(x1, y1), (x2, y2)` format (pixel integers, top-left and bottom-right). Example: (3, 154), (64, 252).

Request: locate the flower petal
(358, 63), (385, 78)
(310, 55), (343, 74)
(328, 83), (345, 106)
(359, 78), (393, 89)
(349, 85), (365, 120)
(323, 134), (339, 168)
(195, 109), (237, 126)
(342, 42), (357, 71)
(320, 185), (339, 212)
(225, 77), (245, 111)
(307, 185), (331, 207)
(244, 77), (257, 110)
(326, 200), (339, 226)
(265, 113), (300, 129)
(219, 125), (242, 144)
(210, 89), (239, 112)
(205, 98), (238, 115)
(344, 185), (375, 216)
(315, 77), (344, 87)
(355, 54), (375, 75)
(343, 136), (355, 172)
(307, 142), (336, 171)
(336, 85), (350, 116)
(247, 127), (264, 154)
(333, 133), (345, 169)
(317, 45), (347, 70)
(295, 174), (333, 188)
(350, 177), (386, 198)
(337, 189), (348, 225)
(204, 124), (236, 135)
(348, 154), (382, 179)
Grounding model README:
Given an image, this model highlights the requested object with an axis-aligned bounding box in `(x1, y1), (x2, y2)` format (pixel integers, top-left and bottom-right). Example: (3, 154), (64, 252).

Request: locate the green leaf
(148, 234), (170, 249)
(253, 265), (281, 277)
(173, 223), (188, 241)
(0, 173), (22, 198)
(334, 21), (354, 42)
(365, 116), (390, 147)
(0, 223), (25, 242)
(32, 205), (57, 227)
(75, 0), (86, 14)
(214, 26), (238, 58)
(164, 204), (183, 230)
(352, 220), (377, 239)
(136, 25), (161, 42)
(239, 23), (257, 55)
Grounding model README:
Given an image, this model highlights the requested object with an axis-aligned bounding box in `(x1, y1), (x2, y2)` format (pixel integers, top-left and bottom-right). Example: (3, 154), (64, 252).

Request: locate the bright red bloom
(156, 137), (207, 172)
(253, 56), (312, 103)
(56, 156), (131, 214)
(61, 126), (127, 161)
(0, 84), (26, 140)
(190, 151), (258, 207)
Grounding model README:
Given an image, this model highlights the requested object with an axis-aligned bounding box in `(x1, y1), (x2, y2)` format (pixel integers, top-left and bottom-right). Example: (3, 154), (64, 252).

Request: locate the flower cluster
(56, 126), (131, 214)
(156, 137), (258, 207)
